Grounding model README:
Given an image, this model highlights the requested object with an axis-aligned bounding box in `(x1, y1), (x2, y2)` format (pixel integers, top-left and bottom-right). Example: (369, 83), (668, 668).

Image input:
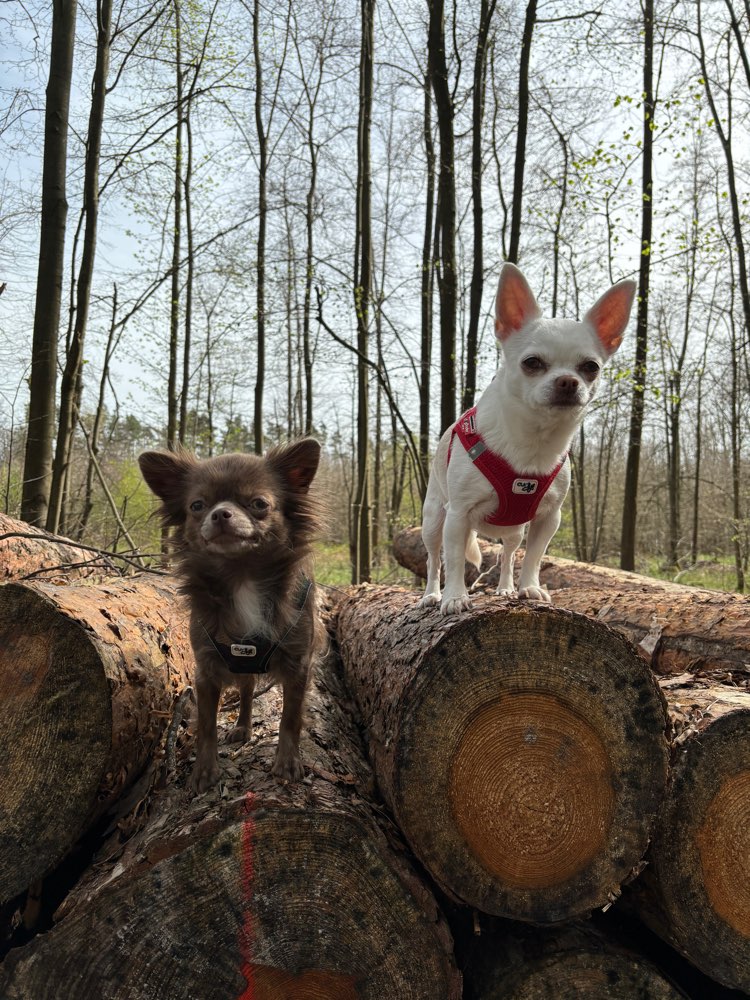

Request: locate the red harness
(448, 407), (565, 527)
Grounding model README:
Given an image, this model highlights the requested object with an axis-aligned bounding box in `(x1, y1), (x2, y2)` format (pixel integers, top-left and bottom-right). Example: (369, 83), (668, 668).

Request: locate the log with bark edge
(0, 575), (193, 905)
(622, 682), (750, 993)
(457, 919), (688, 999)
(333, 584), (669, 924)
(0, 512), (112, 581)
(0, 659), (462, 1000)
(393, 526), (750, 679)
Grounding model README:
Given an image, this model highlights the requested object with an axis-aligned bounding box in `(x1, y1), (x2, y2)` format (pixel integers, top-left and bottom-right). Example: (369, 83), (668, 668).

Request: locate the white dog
(420, 262), (635, 615)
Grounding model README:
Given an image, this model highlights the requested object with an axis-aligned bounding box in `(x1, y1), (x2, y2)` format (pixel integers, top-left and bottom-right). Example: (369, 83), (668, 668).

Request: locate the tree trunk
(253, 0), (267, 455)
(0, 659), (461, 999)
(21, 0), (78, 527)
(507, 0), (537, 264)
(625, 683), (750, 993)
(419, 70), (435, 486)
(167, 0), (183, 450)
(0, 575), (193, 905)
(47, 0), (112, 534)
(428, 0), (457, 434)
(458, 919), (687, 999)
(334, 585), (668, 923)
(352, 0), (374, 583)
(393, 527), (750, 679)
(620, 0), (655, 571)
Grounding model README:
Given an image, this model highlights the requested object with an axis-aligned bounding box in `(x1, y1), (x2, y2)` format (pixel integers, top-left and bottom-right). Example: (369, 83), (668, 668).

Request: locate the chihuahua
(420, 262), (635, 615)
(138, 439), (325, 792)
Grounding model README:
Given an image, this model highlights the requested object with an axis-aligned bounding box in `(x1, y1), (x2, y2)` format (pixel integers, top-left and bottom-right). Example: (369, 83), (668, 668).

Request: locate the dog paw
(495, 587), (517, 599)
(419, 593), (441, 607)
(440, 594), (472, 615)
(272, 751), (305, 783)
(518, 585), (552, 603)
(189, 755), (220, 794)
(226, 724), (249, 744)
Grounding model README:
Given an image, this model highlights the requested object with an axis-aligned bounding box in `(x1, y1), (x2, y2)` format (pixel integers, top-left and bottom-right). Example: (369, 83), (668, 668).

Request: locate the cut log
(624, 683), (750, 993)
(334, 585), (669, 923)
(0, 512), (112, 581)
(458, 920), (688, 999)
(0, 575), (193, 905)
(393, 526), (750, 679)
(0, 658), (462, 999)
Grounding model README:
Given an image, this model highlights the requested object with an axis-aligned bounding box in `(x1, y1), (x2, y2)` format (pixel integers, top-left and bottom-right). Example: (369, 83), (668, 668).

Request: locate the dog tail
(465, 531), (482, 569)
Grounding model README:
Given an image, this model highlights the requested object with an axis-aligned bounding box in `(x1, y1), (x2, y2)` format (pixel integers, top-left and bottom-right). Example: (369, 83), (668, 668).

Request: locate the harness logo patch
(512, 478), (538, 495)
(460, 412), (477, 435)
(230, 643), (257, 658)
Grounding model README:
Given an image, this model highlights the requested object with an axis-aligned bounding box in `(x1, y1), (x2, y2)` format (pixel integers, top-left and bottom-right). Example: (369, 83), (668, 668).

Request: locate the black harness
(206, 576), (312, 675)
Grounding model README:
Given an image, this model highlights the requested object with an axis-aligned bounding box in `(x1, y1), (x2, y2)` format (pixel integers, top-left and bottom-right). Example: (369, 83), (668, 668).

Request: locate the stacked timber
(333, 584), (670, 923)
(0, 659), (462, 999)
(0, 575), (193, 906)
(392, 526), (750, 992)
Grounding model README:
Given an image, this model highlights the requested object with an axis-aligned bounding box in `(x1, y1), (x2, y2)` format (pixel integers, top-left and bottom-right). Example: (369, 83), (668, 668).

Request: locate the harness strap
(449, 407), (565, 527)
(204, 576), (313, 675)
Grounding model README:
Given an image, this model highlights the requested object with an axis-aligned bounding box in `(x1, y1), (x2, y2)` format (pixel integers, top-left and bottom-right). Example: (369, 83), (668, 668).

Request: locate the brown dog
(138, 439), (326, 793)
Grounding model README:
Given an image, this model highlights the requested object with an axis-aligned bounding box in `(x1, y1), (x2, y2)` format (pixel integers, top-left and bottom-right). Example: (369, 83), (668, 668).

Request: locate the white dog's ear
(495, 262), (542, 341)
(584, 280), (637, 356)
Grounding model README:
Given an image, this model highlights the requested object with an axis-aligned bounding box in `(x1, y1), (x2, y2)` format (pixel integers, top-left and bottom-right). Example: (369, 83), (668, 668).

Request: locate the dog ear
(495, 263), (542, 341)
(268, 438), (321, 494)
(584, 280), (636, 356)
(138, 449), (196, 523)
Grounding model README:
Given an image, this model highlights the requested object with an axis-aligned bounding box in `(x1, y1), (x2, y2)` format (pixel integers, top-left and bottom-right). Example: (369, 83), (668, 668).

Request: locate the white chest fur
(233, 581), (275, 640)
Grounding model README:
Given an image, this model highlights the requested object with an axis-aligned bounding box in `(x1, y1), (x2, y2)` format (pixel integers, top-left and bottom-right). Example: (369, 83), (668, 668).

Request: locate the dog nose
(555, 375), (579, 392)
(211, 507), (233, 521)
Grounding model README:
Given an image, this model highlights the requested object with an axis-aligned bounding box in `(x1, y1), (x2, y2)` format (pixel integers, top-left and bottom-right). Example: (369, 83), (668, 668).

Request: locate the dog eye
(189, 500), (205, 513)
(249, 497), (270, 513)
(522, 356), (545, 372)
(579, 360), (600, 376)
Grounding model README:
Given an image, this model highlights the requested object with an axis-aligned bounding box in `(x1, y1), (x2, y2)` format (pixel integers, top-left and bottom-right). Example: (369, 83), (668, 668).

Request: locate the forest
(1, 0), (749, 587)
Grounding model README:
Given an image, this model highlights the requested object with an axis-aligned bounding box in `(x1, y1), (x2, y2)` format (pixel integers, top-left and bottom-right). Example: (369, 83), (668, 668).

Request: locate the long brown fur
(138, 439), (326, 792)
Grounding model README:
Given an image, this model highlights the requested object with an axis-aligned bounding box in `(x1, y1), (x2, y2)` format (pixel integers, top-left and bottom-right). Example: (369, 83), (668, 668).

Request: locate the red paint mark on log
(237, 790), (257, 1000)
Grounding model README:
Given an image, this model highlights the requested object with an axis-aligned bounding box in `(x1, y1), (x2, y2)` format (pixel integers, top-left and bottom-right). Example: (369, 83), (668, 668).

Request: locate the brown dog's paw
(226, 724), (249, 744)
(189, 754), (220, 793)
(271, 750), (305, 783)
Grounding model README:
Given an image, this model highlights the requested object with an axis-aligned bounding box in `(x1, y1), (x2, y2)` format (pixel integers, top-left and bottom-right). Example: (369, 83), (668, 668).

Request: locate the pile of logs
(0, 515), (748, 998)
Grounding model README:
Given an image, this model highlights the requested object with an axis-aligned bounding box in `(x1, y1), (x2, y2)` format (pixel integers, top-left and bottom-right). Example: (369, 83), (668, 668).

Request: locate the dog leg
(190, 671), (223, 793)
(226, 675), (255, 743)
(495, 525), (524, 597)
(273, 666), (308, 782)
(517, 508), (561, 603)
(440, 510), (472, 615)
(420, 481), (446, 607)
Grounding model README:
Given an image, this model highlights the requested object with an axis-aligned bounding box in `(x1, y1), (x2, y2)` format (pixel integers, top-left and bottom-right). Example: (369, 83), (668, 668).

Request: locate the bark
(0, 660), (461, 999)
(0, 512), (110, 580)
(625, 683), (750, 993)
(419, 70), (435, 483)
(21, 0), (78, 527)
(253, 0), (267, 455)
(458, 920), (687, 999)
(393, 527), (750, 680)
(333, 584), (668, 923)
(0, 575), (193, 905)
(166, 0), (183, 450)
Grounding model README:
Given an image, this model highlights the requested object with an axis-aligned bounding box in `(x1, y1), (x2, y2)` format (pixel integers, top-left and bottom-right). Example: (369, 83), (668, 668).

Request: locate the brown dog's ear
(138, 448), (196, 524)
(267, 438), (321, 494)
(584, 279), (636, 356)
(495, 262), (542, 341)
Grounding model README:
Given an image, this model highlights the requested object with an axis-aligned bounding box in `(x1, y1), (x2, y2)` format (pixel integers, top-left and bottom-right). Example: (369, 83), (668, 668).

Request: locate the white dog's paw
(419, 593), (441, 608)
(518, 585), (552, 603)
(440, 594), (472, 616)
(495, 586), (517, 599)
